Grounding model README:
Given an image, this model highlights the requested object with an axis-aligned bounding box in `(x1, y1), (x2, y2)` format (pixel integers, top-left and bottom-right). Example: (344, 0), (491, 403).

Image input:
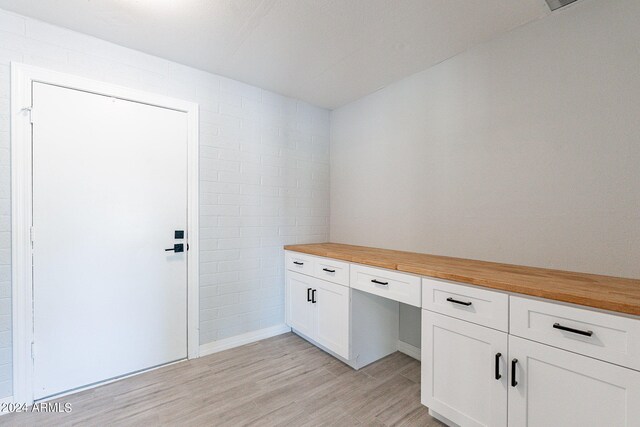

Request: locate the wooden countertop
(284, 243), (640, 316)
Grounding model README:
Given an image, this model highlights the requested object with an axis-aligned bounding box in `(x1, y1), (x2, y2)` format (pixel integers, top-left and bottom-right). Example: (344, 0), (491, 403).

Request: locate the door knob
(165, 243), (184, 253)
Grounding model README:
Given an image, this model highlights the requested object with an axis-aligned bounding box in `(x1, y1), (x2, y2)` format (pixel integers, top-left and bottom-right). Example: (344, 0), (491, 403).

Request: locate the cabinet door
(286, 271), (314, 338)
(508, 335), (640, 427)
(422, 311), (508, 427)
(314, 280), (350, 359)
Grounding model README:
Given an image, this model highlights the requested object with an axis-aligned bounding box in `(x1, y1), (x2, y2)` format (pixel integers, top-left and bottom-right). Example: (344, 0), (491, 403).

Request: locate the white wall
(0, 9), (330, 398)
(331, 0), (640, 348)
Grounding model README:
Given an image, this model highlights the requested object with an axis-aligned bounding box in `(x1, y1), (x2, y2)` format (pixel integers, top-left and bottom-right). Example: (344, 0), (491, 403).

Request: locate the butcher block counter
(284, 242), (640, 316)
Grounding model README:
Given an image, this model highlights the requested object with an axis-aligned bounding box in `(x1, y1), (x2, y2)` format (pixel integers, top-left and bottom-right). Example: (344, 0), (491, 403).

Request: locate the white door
(422, 310), (508, 427)
(32, 82), (188, 400)
(314, 280), (349, 359)
(508, 335), (640, 427)
(286, 271), (314, 338)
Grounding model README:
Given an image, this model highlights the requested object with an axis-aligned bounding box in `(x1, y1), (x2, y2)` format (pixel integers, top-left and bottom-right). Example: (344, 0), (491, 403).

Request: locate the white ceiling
(0, 0), (552, 109)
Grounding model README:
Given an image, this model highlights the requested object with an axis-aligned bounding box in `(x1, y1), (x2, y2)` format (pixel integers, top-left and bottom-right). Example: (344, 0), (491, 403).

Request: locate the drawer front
(510, 296), (640, 371)
(285, 251), (315, 275)
(313, 257), (350, 287)
(350, 264), (421, 307)
(422, 277), (509, 331)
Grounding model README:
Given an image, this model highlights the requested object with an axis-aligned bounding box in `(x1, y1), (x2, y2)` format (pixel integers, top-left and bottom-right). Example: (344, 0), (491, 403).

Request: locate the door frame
(10, 63), (200, 405)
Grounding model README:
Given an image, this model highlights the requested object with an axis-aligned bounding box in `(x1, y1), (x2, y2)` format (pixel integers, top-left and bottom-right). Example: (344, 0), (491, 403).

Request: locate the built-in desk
(285, 242), (640, 316)
(284, 243), (640, 427)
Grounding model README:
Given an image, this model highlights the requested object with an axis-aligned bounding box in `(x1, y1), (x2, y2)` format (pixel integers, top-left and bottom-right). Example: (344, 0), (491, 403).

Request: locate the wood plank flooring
(1, 333), (443, 426)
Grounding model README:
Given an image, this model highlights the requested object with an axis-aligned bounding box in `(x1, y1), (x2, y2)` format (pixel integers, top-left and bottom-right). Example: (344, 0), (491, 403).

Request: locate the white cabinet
(508, 335), (640, 427)
(284, 249), (640, 427)
(314, 278), (350, 358)
(423, 319), (640, 427)
(286, 270), (315, 338)
(285, 252), (399, 369)
(422, 311), (508, 427)
(285, 270), (350, 359)
(423, 286), (640, 427)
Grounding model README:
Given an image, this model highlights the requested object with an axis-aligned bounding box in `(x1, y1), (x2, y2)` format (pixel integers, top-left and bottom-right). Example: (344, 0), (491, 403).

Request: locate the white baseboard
(397, 340), (421, 361)
(199, 324), (291, 357)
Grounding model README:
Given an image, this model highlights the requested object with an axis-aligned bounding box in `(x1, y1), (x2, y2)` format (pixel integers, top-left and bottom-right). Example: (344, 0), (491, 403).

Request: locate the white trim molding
(199, 325), (291, 357)
(10, 62), (200, 405)
(397, 340), (421, 361)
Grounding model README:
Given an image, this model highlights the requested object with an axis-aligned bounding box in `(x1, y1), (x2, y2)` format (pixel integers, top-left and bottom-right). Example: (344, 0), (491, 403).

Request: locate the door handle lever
(165, 243), (184, 253)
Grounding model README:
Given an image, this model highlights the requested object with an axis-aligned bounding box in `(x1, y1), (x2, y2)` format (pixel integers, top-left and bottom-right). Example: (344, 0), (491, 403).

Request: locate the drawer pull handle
(322, 268), (336, 273)
(311, 289), (317, 304)
(371, 279), (389, 286)
(446, 297), (472, 306)
(511, 359), (518, 387)
(495, 353), (502, 380)
(307, 288), (312, 302)
(293, 261), (304, 266)
(553, 323), (593, 337)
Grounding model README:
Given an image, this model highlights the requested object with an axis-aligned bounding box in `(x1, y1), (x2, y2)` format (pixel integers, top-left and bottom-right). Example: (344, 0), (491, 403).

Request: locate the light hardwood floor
(2, 333), (443, 426)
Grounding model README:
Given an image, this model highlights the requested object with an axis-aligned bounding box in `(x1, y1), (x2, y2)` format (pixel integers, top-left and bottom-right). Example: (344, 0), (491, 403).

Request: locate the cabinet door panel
(508, 335), (640, 427)
(422, 310), (508, 427)
(286, 271), (314, 338)
(314, 280), (350, 359)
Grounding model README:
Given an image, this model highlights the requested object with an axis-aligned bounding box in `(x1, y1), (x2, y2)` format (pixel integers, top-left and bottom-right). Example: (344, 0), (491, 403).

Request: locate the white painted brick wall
(0, 8), (330, 399)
